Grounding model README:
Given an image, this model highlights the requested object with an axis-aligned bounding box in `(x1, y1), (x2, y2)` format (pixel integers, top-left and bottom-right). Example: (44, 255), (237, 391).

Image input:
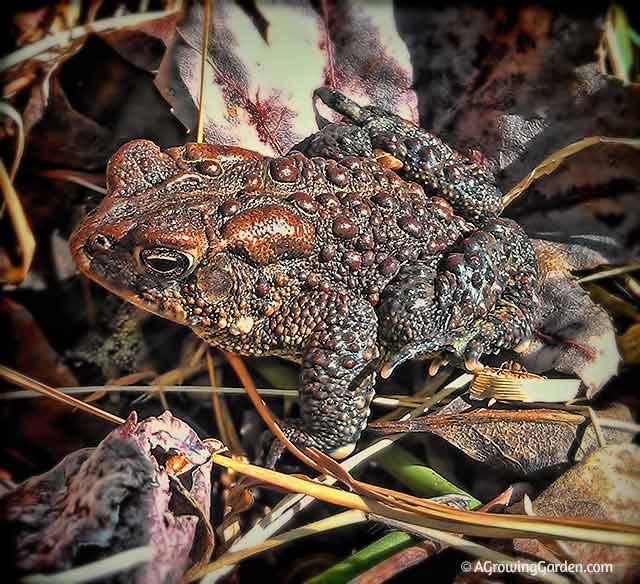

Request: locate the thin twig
(0, 10), (180, 73)
(0, 102), (24, 180)
(223, 351), (324, 472)
(184, 510), (366, 582)
(196, 0), (211, 143)
(0, 159), (35, 283)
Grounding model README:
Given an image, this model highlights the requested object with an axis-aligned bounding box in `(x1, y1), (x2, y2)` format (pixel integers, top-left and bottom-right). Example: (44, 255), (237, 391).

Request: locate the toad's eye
(140, 248), (193, 278)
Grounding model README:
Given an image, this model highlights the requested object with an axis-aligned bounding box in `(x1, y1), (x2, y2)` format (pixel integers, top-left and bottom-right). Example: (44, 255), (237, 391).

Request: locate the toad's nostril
(93, 234), (111, 249)
(85, 233), (112, 257)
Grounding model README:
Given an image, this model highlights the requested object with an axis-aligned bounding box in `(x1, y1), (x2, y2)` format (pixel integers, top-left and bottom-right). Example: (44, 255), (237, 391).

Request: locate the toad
(70, 88), (540, 458)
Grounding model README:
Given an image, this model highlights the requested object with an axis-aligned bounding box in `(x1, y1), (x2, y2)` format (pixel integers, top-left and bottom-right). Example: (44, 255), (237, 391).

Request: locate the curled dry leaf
(514, 444), (640, 583)
(16, 14), (184, 171)
(0, 411), (221, 584)
(368, 404), (637, 479)
(168, 0), (417, 154)
(520, 239), (622, 396)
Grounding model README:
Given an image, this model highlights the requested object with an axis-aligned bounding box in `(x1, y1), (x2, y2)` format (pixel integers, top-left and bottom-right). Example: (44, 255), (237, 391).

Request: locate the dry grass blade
(211, 453), (640, 546)
(199, 436), (409, 583)
(373, 516), (571, 584)
(0, 9), (181, 73)
(21, 546), (153, 584)
(0, 385), (300, 400)
(0, 385), (429, 409)
(0, 365), (125, 425)
(207, 350), (244, 455)
(578, 262), (640, 283)
(37, 169), (107, 194)
(184, 510), (367, 582)
(503, 136), (640, 206)
(0, 159), (35, 283)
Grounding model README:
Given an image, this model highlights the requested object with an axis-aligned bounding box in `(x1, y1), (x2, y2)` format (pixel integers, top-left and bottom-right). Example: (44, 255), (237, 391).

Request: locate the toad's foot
(379, 218), (540, 376)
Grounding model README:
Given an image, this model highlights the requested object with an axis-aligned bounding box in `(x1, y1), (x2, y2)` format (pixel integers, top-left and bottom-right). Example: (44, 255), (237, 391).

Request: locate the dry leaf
(398, 5), (640, 259)
(0, 296), (77, 387)
(521, 240), (622, 396)
(0, 411), (219, 584)
(619, 323), (640, 365)
(167, 0), (417, 154)
(514, 444), (640, 583)
(400, 5), (640, 196)
(369, 406), (636, 478)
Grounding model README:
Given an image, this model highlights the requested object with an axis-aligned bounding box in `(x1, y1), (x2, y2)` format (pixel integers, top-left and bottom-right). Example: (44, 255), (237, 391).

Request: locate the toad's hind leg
(296, 87), (503, 224)
(379, 219), (540, 375)
(275, 295), (380, 459)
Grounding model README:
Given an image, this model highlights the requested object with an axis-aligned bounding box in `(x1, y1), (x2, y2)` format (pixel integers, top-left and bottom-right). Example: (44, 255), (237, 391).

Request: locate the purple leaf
(1, 412), (220, 584)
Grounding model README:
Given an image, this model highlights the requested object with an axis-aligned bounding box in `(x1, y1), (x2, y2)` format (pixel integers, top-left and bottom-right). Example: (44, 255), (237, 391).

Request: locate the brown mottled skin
(70, 89), (541, 458)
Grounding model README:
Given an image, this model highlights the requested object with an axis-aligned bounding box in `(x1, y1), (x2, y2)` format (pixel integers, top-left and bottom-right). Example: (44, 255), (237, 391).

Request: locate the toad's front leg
(278, 295), (380, 459)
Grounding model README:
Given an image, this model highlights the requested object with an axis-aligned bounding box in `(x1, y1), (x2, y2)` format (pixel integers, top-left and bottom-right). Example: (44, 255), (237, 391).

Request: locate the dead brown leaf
(369, 406), (636, 478)
(618, 323), (640, 365)
(514, 444), (640, 583)
(1, 411), (220, 584)
(521, 240), (622, 396)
